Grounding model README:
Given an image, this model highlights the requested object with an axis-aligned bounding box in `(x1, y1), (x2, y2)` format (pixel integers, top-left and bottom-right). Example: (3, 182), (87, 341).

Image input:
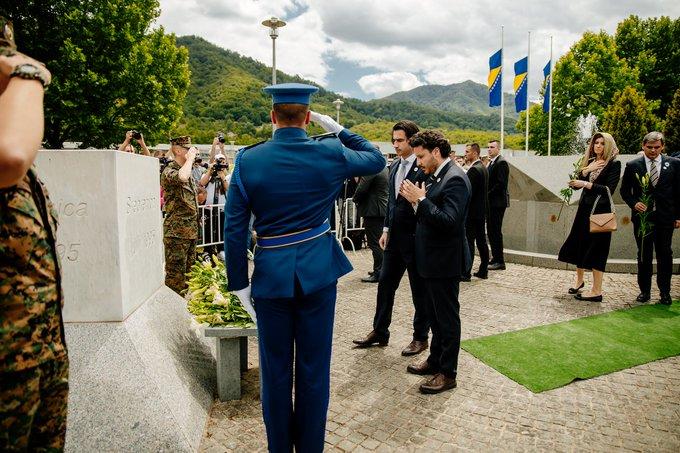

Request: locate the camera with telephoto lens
(217, 132), (225, 143)
(131, 130), (142, 140)
(213, 162), (228, 172)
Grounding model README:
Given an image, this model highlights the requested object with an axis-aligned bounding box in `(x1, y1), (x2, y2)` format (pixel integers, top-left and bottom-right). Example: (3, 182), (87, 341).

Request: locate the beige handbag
(589, 186), (617, 233)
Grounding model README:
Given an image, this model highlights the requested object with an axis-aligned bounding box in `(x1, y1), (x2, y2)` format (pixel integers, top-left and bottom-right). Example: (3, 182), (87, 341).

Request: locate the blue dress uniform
(225, 83), (385, 452)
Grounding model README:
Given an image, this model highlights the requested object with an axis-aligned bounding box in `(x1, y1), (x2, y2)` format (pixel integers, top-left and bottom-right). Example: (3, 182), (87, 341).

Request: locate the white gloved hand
(234, 285), (257, 325)
(310, 111), (344, 134)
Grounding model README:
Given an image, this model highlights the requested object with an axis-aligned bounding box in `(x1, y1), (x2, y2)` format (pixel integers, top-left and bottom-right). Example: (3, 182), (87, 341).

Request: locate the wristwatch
(9, 63), (50, 88)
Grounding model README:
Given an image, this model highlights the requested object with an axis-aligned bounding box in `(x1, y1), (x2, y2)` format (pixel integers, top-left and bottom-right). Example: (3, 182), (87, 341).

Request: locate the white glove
(234, 285), (257, 325)
(310, 111), (343, 134)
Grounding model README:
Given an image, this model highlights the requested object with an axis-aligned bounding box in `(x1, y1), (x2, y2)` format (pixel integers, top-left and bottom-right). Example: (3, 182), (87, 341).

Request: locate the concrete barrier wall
(34, 150), (163, 322)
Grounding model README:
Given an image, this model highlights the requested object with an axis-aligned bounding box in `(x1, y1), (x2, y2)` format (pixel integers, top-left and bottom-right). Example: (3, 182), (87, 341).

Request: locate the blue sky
(157, 0), (679, 101)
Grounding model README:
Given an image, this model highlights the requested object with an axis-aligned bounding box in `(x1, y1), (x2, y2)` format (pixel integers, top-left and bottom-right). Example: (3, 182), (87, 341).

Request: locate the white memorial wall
(34, 150), (164, 322)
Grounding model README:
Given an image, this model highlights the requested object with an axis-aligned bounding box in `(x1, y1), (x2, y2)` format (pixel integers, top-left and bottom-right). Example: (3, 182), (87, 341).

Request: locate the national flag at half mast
(543, 60), (551, 112)
(513, 56), (528, 112)
(488, 49), (502, 107)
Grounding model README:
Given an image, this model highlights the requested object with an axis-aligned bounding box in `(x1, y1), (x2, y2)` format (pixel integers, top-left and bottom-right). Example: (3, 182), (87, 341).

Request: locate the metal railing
(196, 199), (365, 251)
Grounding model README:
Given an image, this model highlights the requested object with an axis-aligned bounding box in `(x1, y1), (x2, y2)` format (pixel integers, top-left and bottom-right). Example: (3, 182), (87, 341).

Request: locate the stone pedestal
(34, 150), (164, 321)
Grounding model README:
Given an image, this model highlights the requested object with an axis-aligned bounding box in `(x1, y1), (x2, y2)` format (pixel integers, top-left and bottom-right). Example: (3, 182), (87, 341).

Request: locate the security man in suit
(353, 120), (431, 357)
(224, 83), (385, 452)
(620, 131), (680, 305)
(462, 143), (490, 280)
(353, 165), (389, 282)
(401, 130), (471, 394)
(487, 139), (510, 270)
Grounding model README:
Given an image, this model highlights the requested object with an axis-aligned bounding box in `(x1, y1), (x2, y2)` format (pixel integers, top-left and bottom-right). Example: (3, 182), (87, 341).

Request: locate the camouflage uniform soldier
(161, 136), (199, 294)
(0, 17), (69, 451)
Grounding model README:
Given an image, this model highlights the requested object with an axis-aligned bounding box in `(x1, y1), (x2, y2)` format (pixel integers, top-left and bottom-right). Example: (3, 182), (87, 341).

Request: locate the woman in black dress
(558, 132), (621, 302)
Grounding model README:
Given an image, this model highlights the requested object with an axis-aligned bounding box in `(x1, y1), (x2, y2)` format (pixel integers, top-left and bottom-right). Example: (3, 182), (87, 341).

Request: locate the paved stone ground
(201, 251), (680, 452)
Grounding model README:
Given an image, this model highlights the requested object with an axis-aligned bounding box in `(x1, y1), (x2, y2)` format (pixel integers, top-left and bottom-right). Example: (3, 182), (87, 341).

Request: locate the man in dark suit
(462, 143), (490, 280)
(620, 131), (680, 305)
(353, 121), (431, 356)
(486, 139), (510, 270)
(400, 130), (471, 394)
(353, 166), (389, 282)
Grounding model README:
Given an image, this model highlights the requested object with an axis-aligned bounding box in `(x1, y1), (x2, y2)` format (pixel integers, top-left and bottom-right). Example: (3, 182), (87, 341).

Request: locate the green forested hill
(174, 36), (518, 144)
(384, 80), (518, 118)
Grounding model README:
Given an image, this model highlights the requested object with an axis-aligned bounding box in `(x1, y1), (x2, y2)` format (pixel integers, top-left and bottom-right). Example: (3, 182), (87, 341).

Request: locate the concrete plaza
(200, 250), (680, 452)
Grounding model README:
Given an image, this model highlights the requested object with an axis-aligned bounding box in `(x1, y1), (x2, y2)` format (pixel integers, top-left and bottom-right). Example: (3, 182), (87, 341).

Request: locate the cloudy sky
(157, 0), (679, 101)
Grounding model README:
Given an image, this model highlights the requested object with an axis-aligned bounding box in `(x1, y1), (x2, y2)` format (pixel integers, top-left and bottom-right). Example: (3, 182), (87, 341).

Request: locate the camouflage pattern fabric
(0, 169), (67, 372)
(164, 237), (197, 294)
(161, 161), (198, 239)
(0, 169), (69, 451)
(0, 358), (69, 452)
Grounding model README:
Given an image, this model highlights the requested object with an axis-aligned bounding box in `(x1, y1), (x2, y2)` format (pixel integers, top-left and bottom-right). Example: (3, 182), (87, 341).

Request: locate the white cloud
(157, 0), (680, 98)
(357, 72), (424, 98)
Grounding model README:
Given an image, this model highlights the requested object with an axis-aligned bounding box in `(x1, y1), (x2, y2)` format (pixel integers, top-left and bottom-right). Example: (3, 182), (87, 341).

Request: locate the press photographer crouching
(118, 129), (150, 156)
(198, 153), (230, 257)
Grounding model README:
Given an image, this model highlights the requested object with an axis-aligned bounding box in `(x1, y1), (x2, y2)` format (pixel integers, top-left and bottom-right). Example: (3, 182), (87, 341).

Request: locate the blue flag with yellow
(543, 61), (551, 112)
(488, 49), (502, 107)
(513, 57), (528, 112)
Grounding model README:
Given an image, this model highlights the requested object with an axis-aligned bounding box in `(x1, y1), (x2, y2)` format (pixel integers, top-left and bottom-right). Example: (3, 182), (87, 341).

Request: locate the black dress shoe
(361, 274), (379, 283)
(488, 263), (506, 270)
(419, 373), (457, 394)
(658, 294), (672, 305)
(636, 292), (651, 303)
(407, 360), (438, 375)
(473, 271), (488, 279)
(460, 275), (471, 282)
(575, 293), (603, 302)
(568, 282), (585, 294)
(401, 340), (428, 356)
(352, 331), (388, 348)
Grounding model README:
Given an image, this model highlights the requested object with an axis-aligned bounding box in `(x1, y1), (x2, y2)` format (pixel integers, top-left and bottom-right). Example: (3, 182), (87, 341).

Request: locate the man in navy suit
(400, 130), (471, 394)
(225, 83), (385, 452)
(353, 121), (431, 356)
(620, 131), (680, 305)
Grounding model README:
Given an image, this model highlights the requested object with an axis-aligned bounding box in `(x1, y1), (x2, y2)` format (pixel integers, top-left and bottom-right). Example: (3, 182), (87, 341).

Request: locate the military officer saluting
(0, 17), (69, 450)
(161, 135), (199, 295)
(225, 83), (385, 452)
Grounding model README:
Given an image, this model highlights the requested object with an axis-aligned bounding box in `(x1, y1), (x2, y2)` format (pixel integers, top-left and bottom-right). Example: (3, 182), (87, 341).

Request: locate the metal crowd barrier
(196, 199), (365, 251)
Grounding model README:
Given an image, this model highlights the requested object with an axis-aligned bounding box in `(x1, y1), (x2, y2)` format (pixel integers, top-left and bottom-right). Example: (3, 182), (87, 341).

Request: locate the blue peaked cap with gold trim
(263, 83), (319, 105)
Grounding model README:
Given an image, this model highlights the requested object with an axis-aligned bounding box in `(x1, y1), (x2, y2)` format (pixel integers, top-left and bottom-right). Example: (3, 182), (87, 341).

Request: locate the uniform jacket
(487, 155), (510, 208)
(620, 155), (680, 227)
(466, 160), (489, 221)
(161, 161), (199, 239)
(414, 162), (471, 279)
(0, 169), (67, 372)
(352, 166), (388, 218)
(225, 127), (385, 299)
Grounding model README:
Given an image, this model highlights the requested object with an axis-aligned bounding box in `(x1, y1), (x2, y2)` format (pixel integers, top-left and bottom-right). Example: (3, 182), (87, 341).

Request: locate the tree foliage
(602, 87), (660, 154)
(0, 0), (190, 148)
(664, 89), (680, 155)
(615, 15), (680, 117)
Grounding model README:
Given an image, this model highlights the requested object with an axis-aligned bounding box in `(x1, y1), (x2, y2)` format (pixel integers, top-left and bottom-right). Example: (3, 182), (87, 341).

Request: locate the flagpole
(500, 25), (505, 152)
(525, 31), (530, 156)
(548, 36), (553, 156)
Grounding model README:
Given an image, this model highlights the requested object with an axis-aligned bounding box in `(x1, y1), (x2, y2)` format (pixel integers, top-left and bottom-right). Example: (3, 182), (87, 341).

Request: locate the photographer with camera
(118, 130), (150, 156)
(199, 153), (230, 255)
(210, 131), (226, 162)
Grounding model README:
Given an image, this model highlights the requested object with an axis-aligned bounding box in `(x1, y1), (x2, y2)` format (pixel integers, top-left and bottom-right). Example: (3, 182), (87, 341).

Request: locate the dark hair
(643, 131), (664, 145)
(469, 143), (481, 155)
(488, 139), (500, 146)
(392, 120), (420, 139)
(409, 130), (451, 157)
(273, 103), (309, 124)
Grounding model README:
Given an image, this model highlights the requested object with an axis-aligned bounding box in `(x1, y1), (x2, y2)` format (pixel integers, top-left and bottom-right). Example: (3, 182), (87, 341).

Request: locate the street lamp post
(332, 98), (344, 123)
(261, 17), (286, 85)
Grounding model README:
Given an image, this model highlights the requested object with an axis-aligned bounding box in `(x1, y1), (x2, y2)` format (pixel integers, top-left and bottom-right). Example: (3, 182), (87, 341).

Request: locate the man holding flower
(620, 131), (680, 305)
